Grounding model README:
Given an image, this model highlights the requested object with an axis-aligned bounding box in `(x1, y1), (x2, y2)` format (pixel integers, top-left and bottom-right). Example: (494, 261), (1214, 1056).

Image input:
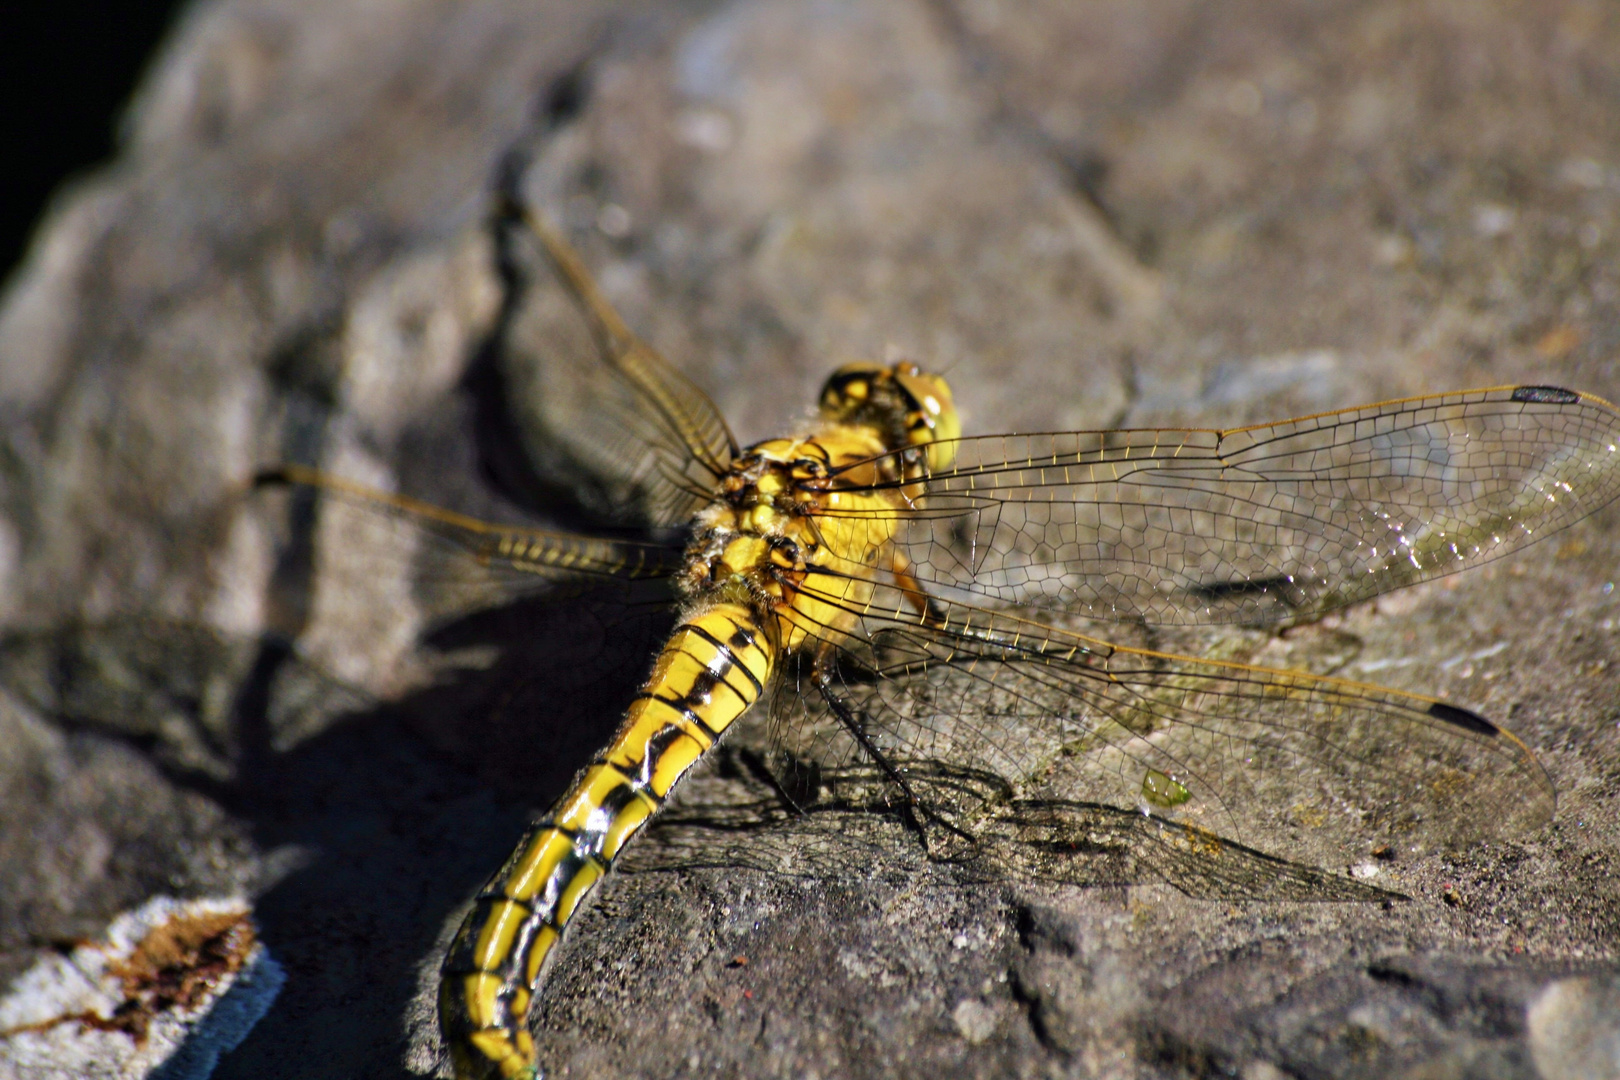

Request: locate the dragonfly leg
(736, 745), (821, 816)
(889, 549), (945, 626)
(811, 659), (977, 857)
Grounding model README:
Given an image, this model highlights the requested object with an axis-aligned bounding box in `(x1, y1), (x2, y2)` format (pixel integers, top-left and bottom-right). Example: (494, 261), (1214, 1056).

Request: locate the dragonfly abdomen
(439, 602), (773, 1079)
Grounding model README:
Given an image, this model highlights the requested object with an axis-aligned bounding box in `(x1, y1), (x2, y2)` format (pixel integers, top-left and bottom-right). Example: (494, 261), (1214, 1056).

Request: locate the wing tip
(1426, 701), (1498, 736)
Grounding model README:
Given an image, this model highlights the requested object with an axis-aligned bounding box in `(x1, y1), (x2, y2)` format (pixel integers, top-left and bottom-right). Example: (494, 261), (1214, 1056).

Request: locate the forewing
(494, 203), (736, 529)
(843, 386), (1620, 624)
(770, 586), (1555, 869)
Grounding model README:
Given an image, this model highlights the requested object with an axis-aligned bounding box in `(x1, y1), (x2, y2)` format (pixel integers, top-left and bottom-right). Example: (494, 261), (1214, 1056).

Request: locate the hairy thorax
(678, 425), (920, 655)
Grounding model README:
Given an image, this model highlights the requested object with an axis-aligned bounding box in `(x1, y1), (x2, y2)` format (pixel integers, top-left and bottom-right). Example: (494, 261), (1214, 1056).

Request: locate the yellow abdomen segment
(438, 602), (773, 1079)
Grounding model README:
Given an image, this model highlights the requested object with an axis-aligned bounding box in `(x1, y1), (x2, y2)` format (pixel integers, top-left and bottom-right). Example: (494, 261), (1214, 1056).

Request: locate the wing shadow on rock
(631, 755), (1397, 905)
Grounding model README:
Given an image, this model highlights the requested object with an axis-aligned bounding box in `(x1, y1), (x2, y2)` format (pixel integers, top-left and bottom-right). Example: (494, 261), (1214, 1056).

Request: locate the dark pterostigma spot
(251, 467), (296, 489)
(1427, 701), (1498, 736)
(1511, 386), (1581, 405)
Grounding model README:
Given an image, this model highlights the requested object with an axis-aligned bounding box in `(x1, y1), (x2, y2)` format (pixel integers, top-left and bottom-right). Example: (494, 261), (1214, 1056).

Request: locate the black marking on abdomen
(633, 724), (702, 784)
(601, 755), (668, 803)
(594, 778), (643, 818)
(686, 623), (763, 696)
(443, 896), (533, 974)
(726, 621), (761, 656)
(652, 689), (717, 738)
(573, 781), (643, 858)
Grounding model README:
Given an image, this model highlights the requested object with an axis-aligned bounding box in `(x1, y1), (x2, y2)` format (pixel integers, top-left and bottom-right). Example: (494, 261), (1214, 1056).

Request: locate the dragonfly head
(819, 361), (960, 472)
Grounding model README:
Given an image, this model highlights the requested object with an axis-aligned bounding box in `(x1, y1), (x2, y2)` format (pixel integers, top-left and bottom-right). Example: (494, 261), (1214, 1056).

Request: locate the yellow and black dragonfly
(263, 199), (1620, 1080)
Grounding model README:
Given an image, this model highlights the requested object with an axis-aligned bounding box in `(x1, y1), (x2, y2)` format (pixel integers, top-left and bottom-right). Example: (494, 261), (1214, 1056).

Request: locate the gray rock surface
(2, 0), (1618, 1077)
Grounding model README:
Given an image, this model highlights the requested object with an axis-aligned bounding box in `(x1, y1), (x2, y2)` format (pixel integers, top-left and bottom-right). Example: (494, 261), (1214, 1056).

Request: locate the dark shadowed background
(0, 3), (189, 282)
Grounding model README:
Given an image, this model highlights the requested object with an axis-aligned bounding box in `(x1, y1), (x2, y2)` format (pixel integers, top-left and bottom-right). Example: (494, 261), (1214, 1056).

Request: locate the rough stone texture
(2, 1), (1618, 1078)
(0, 896), (284, 1080)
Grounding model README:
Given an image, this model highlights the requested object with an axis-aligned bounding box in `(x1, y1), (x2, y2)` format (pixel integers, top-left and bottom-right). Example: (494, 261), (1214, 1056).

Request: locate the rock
(0, 896), (283, 1080)
(1528, 972), (1620, 1080)
(1, 0), (1617, 1078)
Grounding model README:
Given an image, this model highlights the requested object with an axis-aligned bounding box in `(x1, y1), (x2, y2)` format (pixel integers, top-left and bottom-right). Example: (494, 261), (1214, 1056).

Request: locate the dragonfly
(262, 196), (1620, 1080)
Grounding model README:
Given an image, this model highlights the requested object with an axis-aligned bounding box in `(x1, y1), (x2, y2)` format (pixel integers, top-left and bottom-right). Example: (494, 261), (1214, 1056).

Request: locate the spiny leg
(890, 548), (946, 626)
(812, 657), (977, 856)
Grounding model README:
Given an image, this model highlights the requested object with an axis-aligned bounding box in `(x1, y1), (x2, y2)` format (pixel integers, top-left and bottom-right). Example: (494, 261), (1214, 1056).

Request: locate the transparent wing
(831, 385), (1620, 624)
(251, 467), (681, 697)
(630, 756), (1394, 902)
(492, 199), (737, 529)
(769, 582), (1556, 869)
(258, 465), (682, 609)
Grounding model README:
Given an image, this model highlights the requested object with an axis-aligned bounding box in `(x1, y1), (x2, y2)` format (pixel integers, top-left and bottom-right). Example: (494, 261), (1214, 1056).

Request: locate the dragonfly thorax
(679, 432), (880, 610)
(676, 361), (960, 651)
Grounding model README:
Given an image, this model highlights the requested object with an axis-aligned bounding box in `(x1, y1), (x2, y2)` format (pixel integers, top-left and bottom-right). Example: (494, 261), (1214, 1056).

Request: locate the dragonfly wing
(632, 753), (1391, 902)
(962, 789), (1395, 902)
(771, 587), (1555, 869)
(254, 467), (680, 786)
(494, 200), (737, 529)
(857, 386), (1620, 624)
(257, 466), (681, 641)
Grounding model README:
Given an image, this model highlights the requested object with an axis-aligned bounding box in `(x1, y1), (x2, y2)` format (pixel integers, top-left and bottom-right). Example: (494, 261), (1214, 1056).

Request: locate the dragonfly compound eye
(892, 365), (960, 472)
(819, 361), (960, 472)
(819, 362), (886, 418)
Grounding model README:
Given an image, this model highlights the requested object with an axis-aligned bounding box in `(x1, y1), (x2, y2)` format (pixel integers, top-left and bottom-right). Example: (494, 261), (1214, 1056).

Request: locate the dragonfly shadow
(632, 754), (1396, 905)
(398, 583), (676, 799)
(206, 587), (674, 1077)
(0, 586), (668, 1078)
